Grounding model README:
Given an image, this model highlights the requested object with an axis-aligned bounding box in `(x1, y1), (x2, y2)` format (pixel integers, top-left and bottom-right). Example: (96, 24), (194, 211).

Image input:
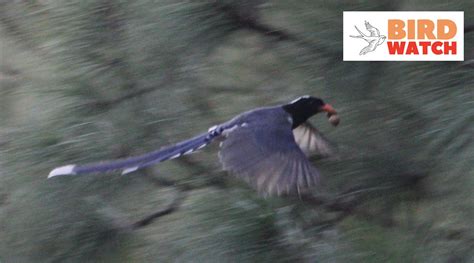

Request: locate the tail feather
(48, 132), (216, 178)
(48, 165), (76, 178)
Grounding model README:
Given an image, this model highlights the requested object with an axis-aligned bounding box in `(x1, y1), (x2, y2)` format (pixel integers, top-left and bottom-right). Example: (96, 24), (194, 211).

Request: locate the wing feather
(360, 40), (378, 55)
(365, 21), (380, 36)
(292, 122), (336, 158)
(219, 110), (320, 196)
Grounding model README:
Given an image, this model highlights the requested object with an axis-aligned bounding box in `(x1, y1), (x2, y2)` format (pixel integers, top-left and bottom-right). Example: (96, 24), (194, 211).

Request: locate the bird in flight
(49, 96), (340, 196)
(350, 21), (386, 55)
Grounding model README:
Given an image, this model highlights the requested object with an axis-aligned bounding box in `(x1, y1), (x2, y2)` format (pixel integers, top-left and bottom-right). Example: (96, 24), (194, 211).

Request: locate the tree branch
(212, 2), (332, 56)
(299, 184), (407, 229)
(213, 2), (294, 41)
(129, 190), (187, 230)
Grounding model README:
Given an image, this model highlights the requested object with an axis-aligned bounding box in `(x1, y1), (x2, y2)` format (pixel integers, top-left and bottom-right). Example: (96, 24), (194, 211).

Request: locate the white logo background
(343, 11), (464, 61)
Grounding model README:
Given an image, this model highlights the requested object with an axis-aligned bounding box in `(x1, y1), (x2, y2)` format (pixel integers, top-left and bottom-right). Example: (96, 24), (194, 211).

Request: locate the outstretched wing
(365, 21), (380, 36)
(292, 122), (336, 158)
(48, 132), (218, 178)
(218, 110), (320, 196)
(360, 40), (378, 55)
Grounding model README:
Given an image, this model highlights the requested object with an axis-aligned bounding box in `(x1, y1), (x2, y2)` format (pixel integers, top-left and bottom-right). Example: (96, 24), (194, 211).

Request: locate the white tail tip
(121, 166), (138, 175)
(48, 165), (76, 178)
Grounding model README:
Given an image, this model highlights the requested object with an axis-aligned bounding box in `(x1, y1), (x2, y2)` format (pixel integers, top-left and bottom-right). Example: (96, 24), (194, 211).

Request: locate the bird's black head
(282, 96), (337, 128)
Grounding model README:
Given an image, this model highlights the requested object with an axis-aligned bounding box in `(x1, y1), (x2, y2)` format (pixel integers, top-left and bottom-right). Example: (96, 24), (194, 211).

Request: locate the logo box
(343, 11), (464, 61)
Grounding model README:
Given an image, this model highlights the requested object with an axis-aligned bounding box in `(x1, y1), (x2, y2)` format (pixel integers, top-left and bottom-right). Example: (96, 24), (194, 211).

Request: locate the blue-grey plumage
(217, 106), (322, 195)
(48, 96), (339, 196)
(48, 132), (218, 178)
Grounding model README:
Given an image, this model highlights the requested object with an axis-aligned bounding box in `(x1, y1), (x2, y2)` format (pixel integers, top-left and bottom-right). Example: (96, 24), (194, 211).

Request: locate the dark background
(0, 1), (473, 262)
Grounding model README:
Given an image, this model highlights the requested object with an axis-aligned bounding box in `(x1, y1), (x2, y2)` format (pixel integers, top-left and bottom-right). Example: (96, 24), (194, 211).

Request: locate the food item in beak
(328, 114), (340, 126)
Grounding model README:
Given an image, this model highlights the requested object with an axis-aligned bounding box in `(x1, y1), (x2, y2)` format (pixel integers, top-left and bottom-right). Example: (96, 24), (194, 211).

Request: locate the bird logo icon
(350, 21), (386, 55)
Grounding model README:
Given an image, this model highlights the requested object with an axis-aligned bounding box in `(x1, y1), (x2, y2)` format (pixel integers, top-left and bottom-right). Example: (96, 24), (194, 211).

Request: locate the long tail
(354, 25), (367, 37)
(48, 130), (221, 178)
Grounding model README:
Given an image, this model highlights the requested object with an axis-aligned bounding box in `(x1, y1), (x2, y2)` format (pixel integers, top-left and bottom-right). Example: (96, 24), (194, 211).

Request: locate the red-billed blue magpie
(49, 96), (339, 196)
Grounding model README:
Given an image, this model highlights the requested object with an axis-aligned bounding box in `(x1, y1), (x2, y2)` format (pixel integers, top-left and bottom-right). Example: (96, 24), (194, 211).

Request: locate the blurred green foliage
(0, 0), (473, 262)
